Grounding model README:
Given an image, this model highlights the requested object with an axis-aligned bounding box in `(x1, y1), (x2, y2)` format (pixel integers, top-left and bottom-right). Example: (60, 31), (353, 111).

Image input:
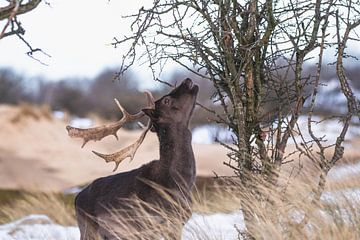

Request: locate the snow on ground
(1, 187), (359, 240)
(192, 79), (360, 145)
(2, 107), (357, 240)
(315, 79), (360, 113)
(69, 118), (93, 128)
(321, 188), (360, 205)
(292, 115), (360, 144)
(53, 110), (94, 128)
(0, 215), (79, 240)
(0, 212), (244, 240)
(192, 116), (359, 145)
(53, 111), (65, 120)
(183, 211), (245, 240)
(328, 161), (360, 180)
(192, 124), (235, 144)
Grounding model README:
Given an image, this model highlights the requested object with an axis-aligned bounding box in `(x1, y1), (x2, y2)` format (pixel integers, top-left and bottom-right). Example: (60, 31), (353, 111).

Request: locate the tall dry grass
(0, 192), (76, 226)
(10, 103), (53, 124)
(0, 172), (359, 239)
(192, 175), (360, 240)
(75, 174), (360, 239)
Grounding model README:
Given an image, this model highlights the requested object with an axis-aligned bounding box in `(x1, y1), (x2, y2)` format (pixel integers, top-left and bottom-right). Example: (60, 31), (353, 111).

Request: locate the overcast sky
(0, 0), (164, 84)
(1, 0), (359, 85)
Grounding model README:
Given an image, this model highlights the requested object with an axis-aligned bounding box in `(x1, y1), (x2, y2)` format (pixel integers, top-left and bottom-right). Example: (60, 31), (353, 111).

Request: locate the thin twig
(0, 0), (19, 39)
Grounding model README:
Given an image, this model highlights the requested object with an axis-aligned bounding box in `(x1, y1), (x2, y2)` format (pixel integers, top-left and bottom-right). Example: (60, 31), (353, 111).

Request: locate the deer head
(66, 78), (198, 172)
(142, 78), (199, 131)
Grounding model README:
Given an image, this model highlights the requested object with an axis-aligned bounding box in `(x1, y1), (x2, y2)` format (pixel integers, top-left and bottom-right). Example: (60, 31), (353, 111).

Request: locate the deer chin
(185, 79), (199, 95)
(191, 84), (199, 95)
(183, 78), (199, 93)
(183, 78), (193, 88)
(183, 80), (199, 97)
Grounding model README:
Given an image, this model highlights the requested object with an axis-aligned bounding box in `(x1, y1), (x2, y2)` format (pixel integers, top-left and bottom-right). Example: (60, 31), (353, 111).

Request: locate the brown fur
(75, 78), (199, 240)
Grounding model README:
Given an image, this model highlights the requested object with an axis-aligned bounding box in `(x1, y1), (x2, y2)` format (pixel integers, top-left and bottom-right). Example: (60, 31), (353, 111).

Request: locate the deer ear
(142, 109), (158, 121)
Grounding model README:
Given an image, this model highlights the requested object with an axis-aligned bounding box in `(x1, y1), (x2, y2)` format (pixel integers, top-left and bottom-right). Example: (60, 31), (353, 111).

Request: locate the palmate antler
(66, 91), (155, 172)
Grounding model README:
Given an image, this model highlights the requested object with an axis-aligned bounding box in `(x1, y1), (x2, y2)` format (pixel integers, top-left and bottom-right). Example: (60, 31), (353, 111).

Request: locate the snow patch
(315, 79), (360, 113)
(290, 115), (360, 144)
(328, 161), (360, 180)
(0, 212), (245, 240)
(321, 188), (360, 205)
(0, 215), (79, 240)
(192, 124), (235, 144)
(52, 111), (65, 120)
(183, 211), (245, 240)
(69, 118), (93, 128)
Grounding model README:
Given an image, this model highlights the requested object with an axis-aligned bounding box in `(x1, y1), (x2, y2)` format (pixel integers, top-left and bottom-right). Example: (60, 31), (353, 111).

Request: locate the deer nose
(183, 78), (193, 89)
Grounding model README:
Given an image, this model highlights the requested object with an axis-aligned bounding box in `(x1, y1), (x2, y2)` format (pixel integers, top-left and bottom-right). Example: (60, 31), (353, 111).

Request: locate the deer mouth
(184, 78), (193, 88)
(167, 78), (199, 100)
(183, 78), (199, 94)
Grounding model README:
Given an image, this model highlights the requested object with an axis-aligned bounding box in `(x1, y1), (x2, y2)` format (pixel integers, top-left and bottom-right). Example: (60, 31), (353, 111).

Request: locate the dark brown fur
(75, 78), (199, 240)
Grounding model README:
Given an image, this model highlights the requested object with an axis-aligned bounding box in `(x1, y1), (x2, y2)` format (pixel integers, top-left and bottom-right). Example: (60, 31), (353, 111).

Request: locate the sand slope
(1, 104), (359, 191)
(0, 104), (231, 191)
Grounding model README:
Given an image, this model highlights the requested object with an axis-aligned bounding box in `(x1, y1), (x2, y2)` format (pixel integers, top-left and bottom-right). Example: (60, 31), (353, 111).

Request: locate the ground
(0, 104), (234, 191)
(1, 104), (360, 239)
(1, 104), (359, 191)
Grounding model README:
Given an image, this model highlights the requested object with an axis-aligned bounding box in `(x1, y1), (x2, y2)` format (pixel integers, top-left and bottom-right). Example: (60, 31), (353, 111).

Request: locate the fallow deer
(66, 78), (199, 240)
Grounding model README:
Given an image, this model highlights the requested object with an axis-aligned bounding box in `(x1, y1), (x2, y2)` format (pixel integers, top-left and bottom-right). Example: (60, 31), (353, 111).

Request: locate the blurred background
(0, 1), (360, 239)
(0, 0), (360, 193)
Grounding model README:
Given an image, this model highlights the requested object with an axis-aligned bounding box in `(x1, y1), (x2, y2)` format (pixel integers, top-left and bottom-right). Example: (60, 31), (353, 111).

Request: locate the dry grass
(10, 103), (52, 124)
(77, 174), (360, 239)
(195, 176), (360, 240)
(95, 197), (191, 239)
(0, 192), (76, 226)
(0, 172), (359, 239)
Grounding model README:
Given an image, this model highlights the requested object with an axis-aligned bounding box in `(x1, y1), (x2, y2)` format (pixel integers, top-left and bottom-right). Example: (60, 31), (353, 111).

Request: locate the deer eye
(163, 97), (171, 106)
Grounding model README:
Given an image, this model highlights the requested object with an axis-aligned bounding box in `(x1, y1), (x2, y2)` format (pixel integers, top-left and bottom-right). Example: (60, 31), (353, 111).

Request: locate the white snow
(192, 124), (235, 144)
(53, 111), (65, 120)
(319, 188), (360, 224)
(0, 212), (245, 240)
(328, 161), (360, 180)
(321, 188), (360, 205)
(290, 115), (360, 144)
(183, 211), (245, 240)
(192, 116), (359, 145)
(69, 118), (93, 128)
(315, 79), (360, 113)
(192, 79), (360, 145)
(0, 215), (79, 240)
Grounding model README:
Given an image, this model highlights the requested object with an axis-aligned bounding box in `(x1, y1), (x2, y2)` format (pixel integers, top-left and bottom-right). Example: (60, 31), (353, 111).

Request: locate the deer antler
(92, 121), (151, 171)
(66, 91), (154, 147)
(66, 91), (155, 171)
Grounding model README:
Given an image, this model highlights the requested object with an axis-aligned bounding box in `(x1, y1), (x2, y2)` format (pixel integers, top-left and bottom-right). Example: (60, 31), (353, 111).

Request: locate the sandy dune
(0, 105), (232, 191)
(0, 104), (359, 192)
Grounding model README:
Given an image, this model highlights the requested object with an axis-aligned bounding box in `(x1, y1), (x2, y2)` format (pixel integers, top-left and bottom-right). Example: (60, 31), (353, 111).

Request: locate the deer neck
(157, 123), (196, 186)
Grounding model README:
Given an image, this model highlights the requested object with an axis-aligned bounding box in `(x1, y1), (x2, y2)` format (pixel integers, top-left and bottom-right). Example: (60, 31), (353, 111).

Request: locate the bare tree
(0, 0), (41, 38)
(112, 0), (360, 236)
(0, 0), (48, 63)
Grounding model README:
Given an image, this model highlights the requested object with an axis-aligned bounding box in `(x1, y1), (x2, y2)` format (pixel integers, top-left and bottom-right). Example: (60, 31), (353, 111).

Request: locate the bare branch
(0, 0), (41, 21)
(0, 0), (19, 39)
